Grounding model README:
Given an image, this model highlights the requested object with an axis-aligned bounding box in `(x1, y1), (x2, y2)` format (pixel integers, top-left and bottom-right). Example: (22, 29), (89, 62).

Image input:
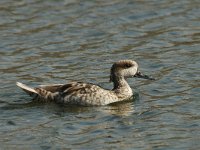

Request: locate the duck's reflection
(102, 101), (135, 116)
(55, 97), (136, 117)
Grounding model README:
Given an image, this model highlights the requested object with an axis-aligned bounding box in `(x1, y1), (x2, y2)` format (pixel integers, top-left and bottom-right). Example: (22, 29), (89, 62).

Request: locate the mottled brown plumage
(16, 60), (154, 106)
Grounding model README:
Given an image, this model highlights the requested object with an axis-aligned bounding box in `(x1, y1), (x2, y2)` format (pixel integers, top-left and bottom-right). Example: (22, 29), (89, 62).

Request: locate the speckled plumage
(16, 60), (154, 106)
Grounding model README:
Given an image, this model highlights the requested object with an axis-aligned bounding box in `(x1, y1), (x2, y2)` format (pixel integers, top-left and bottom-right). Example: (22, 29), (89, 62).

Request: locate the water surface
(0, 0), (200, 149)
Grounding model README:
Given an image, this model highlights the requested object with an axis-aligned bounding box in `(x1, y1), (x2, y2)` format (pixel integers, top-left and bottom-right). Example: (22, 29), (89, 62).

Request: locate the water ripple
(0, 0), (200, 149)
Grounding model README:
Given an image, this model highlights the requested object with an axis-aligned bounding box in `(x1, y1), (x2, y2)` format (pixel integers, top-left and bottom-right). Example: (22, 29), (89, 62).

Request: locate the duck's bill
(134, 71), (155, 80)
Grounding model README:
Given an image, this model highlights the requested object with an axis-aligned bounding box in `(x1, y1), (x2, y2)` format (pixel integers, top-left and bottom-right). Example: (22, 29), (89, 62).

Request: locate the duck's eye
(125, 63), (133, 68)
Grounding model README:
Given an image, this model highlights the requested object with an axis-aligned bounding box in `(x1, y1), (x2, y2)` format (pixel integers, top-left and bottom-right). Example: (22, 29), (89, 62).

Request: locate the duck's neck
(112, 76), (131, 92)
(111, 75), (133, 101)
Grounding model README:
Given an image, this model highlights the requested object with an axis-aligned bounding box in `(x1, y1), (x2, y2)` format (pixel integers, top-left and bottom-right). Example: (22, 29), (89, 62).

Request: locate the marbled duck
(16, 60), (154, 106)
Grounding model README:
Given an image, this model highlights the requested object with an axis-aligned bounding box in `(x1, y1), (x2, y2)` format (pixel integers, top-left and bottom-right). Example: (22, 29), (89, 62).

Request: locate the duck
(16, 60), (154, 106)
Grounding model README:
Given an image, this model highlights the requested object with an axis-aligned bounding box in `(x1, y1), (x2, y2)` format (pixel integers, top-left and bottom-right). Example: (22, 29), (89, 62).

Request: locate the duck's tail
(16, 82), (38, 97)
(16, 82), (57, 102)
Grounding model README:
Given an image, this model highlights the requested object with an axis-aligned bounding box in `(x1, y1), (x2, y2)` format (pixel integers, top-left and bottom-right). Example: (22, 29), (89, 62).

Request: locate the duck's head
(110, 60), (154, 82)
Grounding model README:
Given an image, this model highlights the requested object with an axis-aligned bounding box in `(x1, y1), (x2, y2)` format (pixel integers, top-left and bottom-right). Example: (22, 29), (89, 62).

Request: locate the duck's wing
(39, 84), (64, 92)
(59, 82), (118, 105)
(16, 82), (117, 105)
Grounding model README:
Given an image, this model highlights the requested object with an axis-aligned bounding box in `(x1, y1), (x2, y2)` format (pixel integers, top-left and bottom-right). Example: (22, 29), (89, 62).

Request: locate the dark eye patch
(124, 63), (133, 68)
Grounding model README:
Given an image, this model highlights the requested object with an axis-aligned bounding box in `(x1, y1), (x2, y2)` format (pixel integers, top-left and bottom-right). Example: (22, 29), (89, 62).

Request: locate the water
(0, 0), (200, 149)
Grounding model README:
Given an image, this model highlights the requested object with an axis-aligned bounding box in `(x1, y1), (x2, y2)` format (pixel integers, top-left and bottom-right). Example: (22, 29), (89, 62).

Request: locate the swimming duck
(16, 60), (154, 106)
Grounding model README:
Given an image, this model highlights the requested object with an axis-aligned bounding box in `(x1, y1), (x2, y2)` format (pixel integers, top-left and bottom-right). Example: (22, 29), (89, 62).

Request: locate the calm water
(0, 0), (200, 149)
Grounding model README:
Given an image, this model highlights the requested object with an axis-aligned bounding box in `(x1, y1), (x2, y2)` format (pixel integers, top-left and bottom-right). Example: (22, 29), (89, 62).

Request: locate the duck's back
(54, 82), (118, 106)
